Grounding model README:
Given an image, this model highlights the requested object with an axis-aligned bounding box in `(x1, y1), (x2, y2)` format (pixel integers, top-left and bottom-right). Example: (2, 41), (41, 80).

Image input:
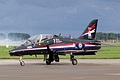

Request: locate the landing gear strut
(70, 53), (78, 65)
(19, 56), (25, 66)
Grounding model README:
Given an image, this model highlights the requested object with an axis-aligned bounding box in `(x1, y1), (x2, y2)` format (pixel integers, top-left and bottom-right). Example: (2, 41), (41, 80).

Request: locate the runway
(0, 59), (120, 80)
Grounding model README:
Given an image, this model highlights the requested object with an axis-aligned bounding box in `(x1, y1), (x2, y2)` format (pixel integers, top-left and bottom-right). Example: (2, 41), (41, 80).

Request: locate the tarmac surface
(0, 59), (120, 80)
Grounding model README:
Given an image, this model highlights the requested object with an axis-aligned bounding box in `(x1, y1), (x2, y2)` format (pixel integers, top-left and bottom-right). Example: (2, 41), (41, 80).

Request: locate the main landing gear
(46, 52), (78, 65)
(70, 53), (78, 65)
(19, 56), (25, 66)
(45, 53), (60, 65)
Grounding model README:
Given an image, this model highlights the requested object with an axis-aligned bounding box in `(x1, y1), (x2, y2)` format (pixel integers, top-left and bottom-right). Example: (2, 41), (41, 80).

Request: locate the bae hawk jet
(9, 19), (101, 66)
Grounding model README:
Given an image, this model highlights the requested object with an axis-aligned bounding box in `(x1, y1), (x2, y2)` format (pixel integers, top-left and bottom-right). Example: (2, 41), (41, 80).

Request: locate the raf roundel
(78, 43), (83, 49)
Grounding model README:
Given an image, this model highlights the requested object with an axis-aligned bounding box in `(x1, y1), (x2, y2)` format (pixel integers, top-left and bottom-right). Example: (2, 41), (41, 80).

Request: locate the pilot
(38, 39), (46, 45)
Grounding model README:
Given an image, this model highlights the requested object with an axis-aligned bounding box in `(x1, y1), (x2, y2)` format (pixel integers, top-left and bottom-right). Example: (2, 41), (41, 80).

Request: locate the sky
(0, 0), (120, 37)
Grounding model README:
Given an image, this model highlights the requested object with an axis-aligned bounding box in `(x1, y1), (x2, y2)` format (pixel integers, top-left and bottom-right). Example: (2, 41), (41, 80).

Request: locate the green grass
(0, 45), (120, 59)
(0, 46), (13, 59)
(74, 45), (120, 59)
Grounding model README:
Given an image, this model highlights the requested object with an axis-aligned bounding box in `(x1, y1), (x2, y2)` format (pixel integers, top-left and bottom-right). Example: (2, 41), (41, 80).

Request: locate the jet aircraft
(9, 19), (101, 66)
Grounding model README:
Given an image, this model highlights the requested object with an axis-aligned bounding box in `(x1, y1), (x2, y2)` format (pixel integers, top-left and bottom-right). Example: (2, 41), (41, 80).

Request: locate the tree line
(8, 33), (30, 41)
(0, 33), (30, 41)
(96, 32), (120, 40)
(0, 33), (6, 40)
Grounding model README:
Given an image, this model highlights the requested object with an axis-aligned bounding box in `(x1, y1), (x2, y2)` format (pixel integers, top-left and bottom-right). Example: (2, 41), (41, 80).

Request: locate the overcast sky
(0, 0), (120, 37)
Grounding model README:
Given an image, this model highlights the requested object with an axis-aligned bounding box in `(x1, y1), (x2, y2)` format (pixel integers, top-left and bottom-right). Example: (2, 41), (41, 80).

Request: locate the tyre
(71, 59), (78, 65)
(46, 59), (51, 65)
(20, 61), (25, 66)
(54, 55), (59, 62)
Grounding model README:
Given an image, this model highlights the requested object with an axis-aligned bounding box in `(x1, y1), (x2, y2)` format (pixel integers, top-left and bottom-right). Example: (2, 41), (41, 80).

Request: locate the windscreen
(22, 34), (53, 46)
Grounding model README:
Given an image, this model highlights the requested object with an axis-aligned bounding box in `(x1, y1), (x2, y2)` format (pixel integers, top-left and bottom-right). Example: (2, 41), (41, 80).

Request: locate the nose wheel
(20, 61), (25, 66)
(19, 56), (25, 66)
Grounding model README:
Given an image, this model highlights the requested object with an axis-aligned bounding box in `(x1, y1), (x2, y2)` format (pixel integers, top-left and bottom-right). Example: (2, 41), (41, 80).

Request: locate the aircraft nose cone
(9, 49), (16, 56)
(9, 50), (14, 53)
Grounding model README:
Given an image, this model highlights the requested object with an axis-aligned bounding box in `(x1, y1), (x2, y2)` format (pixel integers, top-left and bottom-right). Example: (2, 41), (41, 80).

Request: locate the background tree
(96, 32), (119, 40)
(0, 33), (6, 40)
(8, 33), (30, 41)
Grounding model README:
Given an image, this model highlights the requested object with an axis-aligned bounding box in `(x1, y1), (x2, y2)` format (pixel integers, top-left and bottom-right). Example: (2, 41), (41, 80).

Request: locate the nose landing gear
(19, 56), (25, 66)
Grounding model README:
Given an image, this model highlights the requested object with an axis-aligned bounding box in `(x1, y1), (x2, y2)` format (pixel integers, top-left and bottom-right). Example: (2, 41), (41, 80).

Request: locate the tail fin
(79, 19), (98, 40)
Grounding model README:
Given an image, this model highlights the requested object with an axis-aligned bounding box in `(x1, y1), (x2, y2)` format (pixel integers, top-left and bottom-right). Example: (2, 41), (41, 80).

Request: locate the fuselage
(9, 35), (101, 56)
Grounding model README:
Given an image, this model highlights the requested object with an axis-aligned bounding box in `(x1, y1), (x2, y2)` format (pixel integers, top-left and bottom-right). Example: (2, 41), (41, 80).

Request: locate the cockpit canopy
(23, 34), (53, 46)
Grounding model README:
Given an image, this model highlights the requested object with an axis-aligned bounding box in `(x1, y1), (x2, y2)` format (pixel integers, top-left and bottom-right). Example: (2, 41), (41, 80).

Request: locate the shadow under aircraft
(9, 19), (101, 66)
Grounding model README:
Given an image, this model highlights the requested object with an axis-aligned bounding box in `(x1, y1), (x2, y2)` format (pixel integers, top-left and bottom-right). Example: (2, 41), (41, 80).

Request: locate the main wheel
(20, 61), (25, 66)
(71, 59), (78, 65)
(46, 59), (51, 65)
(54, 55), (59, 62)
